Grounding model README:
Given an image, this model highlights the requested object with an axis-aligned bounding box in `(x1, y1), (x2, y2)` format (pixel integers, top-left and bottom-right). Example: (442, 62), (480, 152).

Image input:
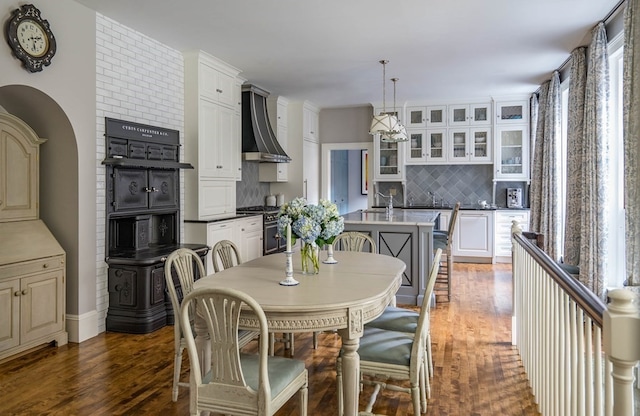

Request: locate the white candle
(286, 223), (292, 252)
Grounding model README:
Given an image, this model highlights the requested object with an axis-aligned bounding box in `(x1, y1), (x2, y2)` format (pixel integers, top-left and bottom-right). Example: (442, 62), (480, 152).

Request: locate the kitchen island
(341, 209), (440, 305)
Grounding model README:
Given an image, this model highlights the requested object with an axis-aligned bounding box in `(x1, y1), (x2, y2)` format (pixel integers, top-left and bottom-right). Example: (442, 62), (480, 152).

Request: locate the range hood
(242, 84), (291, 163)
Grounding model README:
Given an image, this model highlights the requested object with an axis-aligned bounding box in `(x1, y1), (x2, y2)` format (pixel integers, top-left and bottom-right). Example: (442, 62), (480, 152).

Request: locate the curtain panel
(624, 0), (640, 287)
(530, 72), (562, 260)
(579, 22), (611, 298)
(563, 47), (587, 267)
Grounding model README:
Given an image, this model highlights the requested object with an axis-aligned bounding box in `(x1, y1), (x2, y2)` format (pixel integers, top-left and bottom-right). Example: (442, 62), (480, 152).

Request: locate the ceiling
(73, 0), (621, 109)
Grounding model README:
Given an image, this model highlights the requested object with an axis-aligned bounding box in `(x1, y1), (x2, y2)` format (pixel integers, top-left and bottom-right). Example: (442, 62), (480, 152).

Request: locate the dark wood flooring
(0, 263), (540, 415)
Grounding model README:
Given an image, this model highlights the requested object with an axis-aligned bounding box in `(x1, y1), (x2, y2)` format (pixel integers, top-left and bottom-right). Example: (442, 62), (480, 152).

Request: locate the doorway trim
(321, 142), (373, 208)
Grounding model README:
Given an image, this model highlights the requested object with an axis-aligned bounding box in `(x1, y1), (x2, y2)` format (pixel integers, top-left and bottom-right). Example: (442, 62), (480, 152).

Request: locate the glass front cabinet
(495, 125), (529, 180)
(495, 100), (528, 124)
(448, 128), (492, 163)
(374, 137), (405, 181)
(406, 129), (426, 164)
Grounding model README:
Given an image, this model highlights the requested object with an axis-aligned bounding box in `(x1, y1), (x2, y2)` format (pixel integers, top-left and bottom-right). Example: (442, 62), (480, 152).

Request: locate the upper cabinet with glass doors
(405, 106), (447, 128)
(448, 103), (492, 126)
(494, 125), (529, 180)
(495, 100), (528, 124)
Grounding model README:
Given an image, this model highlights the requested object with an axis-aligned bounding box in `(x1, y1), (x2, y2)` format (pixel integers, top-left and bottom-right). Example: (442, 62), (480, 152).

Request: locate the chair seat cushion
(240, 353), (306, 398)
(433, 238), (448, 250)
(558, 262), (580, 275)
(365, 306), (419, 333)
(433, 230), (448, 239)
(344, 327), (414, 366)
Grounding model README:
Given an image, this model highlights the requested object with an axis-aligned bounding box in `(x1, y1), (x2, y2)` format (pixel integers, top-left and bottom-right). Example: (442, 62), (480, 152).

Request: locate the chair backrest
(180, 286), (271, 410)
(411, 248), (443, 364)
(446, 202), (461, 242)
(164, 248), (206, 334)
(332, 231), (376, 253)
(211, 239), (242, 272)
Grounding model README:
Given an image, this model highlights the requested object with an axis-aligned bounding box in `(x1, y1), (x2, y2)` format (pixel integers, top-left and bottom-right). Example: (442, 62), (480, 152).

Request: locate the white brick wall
(95, 14), (184, 333)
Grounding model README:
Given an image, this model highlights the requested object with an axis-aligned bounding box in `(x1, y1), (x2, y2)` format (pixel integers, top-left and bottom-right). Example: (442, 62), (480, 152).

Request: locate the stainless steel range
(236, 206), (286, 255)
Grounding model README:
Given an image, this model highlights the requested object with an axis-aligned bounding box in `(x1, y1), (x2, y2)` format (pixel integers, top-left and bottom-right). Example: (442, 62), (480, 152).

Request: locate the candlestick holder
(322, 244), (338, 264)
(279, 251), (299, 286)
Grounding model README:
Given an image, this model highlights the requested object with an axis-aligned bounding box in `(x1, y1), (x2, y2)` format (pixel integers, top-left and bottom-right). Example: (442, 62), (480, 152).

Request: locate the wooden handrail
(513, 232), (606, 327)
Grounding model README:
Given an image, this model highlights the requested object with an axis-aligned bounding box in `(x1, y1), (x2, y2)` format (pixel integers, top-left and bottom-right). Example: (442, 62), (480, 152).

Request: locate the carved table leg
(338, 328), (361, 416)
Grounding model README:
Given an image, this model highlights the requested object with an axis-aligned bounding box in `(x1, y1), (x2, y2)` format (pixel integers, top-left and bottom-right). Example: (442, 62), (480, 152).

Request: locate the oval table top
(193, 250), (406, 335)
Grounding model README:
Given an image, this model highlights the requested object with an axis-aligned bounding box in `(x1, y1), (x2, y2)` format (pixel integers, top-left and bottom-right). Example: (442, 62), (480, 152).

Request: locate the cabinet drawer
(0, 256), (63, 280)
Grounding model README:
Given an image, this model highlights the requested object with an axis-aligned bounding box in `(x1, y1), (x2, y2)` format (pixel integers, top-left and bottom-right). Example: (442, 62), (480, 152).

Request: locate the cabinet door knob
(43, 263), (48, 268)
(14, 291), (20, 297)
(216, 89), (223, 93)
(21, 289), (28, 296)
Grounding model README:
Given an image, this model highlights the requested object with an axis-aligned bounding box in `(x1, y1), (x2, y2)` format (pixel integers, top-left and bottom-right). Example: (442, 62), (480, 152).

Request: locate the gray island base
(341, 210), (440, 306)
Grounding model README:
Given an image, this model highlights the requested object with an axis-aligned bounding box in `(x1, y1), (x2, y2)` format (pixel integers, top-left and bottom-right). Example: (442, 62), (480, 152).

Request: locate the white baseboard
(66, 310), (100, 343)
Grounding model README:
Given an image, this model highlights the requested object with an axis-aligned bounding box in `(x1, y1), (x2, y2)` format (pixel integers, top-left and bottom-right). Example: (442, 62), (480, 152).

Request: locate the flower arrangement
(277, 197), (344, 273)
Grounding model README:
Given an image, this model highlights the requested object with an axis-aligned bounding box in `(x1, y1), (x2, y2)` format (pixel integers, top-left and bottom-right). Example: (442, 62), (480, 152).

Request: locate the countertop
(342, 209), (440, 226)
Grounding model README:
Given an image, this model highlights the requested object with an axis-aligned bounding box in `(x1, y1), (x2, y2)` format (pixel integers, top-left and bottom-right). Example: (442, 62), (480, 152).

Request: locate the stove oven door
(264, 221), (281, 255)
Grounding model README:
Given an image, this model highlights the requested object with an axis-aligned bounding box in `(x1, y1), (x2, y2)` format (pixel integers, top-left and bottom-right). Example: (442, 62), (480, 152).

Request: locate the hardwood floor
(0, 263), (539, 415)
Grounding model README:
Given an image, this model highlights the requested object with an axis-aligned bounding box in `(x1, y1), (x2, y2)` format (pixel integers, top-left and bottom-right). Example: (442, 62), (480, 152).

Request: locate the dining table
(192, 249), (406, 416)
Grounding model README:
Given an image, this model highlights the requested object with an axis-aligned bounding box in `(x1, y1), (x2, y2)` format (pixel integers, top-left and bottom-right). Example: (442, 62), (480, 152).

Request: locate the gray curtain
(563, 47), (587, 266)
(624, 0), (640, 287)
(530, 71), (562, 260)
(579, 23), (610, 298)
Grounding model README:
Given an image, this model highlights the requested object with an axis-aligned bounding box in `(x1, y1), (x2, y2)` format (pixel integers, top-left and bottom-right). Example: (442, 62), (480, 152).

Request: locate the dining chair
(433, 201), (460, 301)
(312, 231), (377, 349)
(212, 239), (290, 355)
(364, 248), (443, 390)
(211, 239), (242, 272)
(164, 248), (207, 402)
(180, 286), (308, 416)
(332, 231), (377, 253)
(336, 248), (442, 415)
(164, 247), (257, 401)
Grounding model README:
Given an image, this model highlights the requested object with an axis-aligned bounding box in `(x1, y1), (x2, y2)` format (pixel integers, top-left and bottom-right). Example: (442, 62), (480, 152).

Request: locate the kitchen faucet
(376, 192), (393, 214)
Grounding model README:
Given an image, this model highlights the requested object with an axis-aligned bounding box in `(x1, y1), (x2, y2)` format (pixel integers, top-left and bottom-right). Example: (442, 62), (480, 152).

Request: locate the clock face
(5, 4), (57, 72)
(17, 20), (49, 58)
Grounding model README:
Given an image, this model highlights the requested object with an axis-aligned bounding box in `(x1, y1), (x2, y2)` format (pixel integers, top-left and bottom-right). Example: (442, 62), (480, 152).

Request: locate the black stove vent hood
(242, 84), (291, 163)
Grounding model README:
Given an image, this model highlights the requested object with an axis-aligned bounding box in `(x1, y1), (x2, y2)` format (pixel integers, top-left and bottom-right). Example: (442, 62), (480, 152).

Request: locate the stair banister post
(603, 288), (640, 416)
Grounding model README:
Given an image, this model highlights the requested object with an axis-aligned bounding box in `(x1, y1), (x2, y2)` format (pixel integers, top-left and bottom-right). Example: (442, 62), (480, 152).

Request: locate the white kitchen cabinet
(495, 100), (528, 124)
(405, 129), (427, 164)
(184, 50), (242, 220)
(425, 129), (447, 163)
(235, 78), (244, 181)
(453, 211), (494, 261)
(495, 125), (529, 180)
(374, 137), (405, 181)
(448, 128), (470, 162)
(494, 210), (530, 262)
(235, 216), (263, 263)
(405, 107), (426, 128)
(426, 105), (447, 127)
(260, 96), (289, 182)
(303, 139), (320, 203)
(303, 103), (319, 143)
(207, 220), (235, 273)
(469, 128), (492, 161)
(448, 104), (470, 126)
(449, 103), (492, 126)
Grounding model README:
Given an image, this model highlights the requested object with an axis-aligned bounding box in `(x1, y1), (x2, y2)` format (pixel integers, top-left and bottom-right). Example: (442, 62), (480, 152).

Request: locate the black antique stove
(102, 118), (208, 334)
(236, 206), (286, 255)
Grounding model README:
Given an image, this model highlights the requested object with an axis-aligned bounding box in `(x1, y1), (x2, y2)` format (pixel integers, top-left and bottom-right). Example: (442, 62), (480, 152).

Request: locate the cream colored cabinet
(0, 115), (44, 222)
(235, 78), (244, 181)
(0, 113), (67, 361)
(235, 216), (263, 263)
(494, 125), (529, 180)
(260, 96), (289, 182)
(494, 210), (530, 262)
(0, 256), (66, 357)
(184, 50), (241, 220)
(453, 211), (494, 261)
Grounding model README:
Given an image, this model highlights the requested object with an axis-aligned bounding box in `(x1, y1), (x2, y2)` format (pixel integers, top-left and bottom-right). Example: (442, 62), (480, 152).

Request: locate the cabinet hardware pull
(43, 263), (48, 268)
(14, 291), (20, 297)
(22, 289), (28, 295)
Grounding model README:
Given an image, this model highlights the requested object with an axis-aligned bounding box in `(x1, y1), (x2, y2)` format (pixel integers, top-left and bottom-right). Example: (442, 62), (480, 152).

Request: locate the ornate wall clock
(5, 4), (57, 73)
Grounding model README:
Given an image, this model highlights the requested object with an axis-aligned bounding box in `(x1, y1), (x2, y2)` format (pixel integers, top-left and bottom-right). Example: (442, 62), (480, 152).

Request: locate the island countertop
(342, 209), (440, 226)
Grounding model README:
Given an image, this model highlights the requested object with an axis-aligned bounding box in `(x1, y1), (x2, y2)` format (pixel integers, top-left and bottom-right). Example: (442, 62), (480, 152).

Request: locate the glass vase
(301, 242), (320, 274)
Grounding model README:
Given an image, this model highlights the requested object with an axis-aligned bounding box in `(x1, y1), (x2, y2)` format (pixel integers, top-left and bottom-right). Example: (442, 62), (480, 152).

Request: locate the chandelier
(381, 77), (408, 142)
(369, 60), (402, 137)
